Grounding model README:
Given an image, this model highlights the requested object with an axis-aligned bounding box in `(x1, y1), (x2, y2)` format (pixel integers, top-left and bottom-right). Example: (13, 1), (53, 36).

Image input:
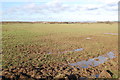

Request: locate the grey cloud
(86, 8), (99, 10)
(107, 3), (117, 7)
(104, 5), (118, 11)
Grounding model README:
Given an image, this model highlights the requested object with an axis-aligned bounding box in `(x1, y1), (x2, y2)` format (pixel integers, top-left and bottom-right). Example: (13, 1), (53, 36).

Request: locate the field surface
(2, 23), (118, 79)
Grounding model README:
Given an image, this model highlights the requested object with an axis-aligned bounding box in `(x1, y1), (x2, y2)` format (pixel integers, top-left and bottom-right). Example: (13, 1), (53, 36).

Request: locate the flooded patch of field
(104, 33), (118, 35)
(2, 23), (118, 79)
(69, 52), (116, 68)
(69, 48), (84, 52)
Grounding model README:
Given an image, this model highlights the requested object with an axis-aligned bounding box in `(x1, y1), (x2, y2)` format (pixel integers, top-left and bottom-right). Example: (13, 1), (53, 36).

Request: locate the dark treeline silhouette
(1, 21), (117, 24)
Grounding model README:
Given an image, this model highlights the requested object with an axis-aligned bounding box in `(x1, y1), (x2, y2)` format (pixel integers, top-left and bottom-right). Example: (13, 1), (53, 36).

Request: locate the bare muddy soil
(1, 64), (110, 79)
(2, 23), (118, 79)
(2, 55), (118, 79)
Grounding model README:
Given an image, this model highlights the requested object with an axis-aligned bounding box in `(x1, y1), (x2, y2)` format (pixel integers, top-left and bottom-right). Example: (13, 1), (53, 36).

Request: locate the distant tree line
(1, 21), (118, 24)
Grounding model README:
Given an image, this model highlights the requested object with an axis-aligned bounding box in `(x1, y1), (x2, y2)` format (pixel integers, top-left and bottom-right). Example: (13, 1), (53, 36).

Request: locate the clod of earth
(99, 70), (112, 78)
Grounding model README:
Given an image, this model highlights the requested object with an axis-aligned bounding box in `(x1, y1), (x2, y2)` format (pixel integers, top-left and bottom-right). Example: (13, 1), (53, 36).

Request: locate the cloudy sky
(0, 0), (119, 22)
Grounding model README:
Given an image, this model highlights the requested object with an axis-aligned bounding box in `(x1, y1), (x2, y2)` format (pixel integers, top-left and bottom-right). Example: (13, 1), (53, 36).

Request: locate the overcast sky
(0, 0), (119, 22)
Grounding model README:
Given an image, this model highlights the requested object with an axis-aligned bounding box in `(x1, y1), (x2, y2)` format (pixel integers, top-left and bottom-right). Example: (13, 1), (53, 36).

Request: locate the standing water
(104, 33), (118, 35)
(48, 48), (84, 54)
(69, 52), (116, 68)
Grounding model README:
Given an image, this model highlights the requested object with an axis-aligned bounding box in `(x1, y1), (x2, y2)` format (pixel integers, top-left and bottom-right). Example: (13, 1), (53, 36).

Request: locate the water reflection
(69, 52), (116, 68)
(89, 74), (99, 78)
(71, 48), (84, 52)
(104, 33), (118, 35)
(48, 48), (84, 54)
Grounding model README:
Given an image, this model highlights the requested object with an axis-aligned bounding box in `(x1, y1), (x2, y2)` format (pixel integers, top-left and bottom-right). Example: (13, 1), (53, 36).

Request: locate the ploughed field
(2, 23), (118, 79)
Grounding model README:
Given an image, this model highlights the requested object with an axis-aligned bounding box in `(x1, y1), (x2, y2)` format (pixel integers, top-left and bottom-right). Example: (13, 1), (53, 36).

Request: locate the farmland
(2, 23), (118, 79)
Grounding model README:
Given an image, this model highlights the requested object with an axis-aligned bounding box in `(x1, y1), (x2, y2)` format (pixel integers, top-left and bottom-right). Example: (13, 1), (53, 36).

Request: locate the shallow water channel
(48, 48), (84, 54)
(69, 52), (116, 68)
(104, 33), (118, 35)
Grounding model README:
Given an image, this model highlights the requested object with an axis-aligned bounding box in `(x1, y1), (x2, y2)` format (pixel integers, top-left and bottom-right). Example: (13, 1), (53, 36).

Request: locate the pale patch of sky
(0, 0), (119, 22)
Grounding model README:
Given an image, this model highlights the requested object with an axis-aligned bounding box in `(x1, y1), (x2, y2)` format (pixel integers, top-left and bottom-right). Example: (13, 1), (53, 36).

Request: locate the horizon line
(0, 21), (118, 22)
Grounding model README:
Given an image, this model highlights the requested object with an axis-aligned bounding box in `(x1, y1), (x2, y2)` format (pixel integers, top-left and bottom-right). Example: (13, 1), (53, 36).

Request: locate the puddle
(95, 74), (99, 78)
(106, 52), (116, 59)
(48, 52), (52, 54)
(69, 52), (116, 68)
(71, 48), (84, 52)
(104, 33), (118, 35)
(89, 74), (99, 78)
(48, 48), (84, 54)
